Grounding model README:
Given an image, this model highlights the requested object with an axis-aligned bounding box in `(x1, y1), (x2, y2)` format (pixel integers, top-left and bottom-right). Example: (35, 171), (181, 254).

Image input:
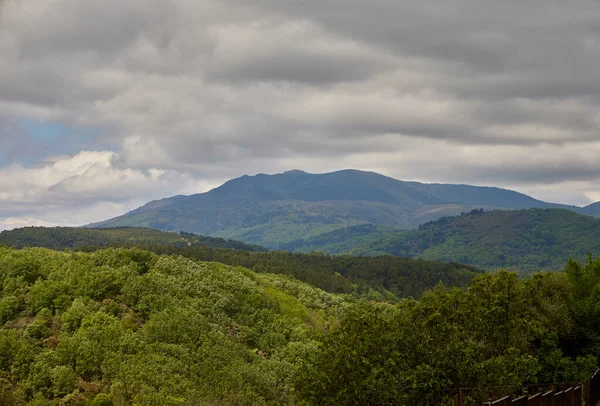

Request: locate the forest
(291, 208), (600, 273)
(0, 227), (483, 299)
(0, 227), (266, 253)
(0, 245), (600, 405)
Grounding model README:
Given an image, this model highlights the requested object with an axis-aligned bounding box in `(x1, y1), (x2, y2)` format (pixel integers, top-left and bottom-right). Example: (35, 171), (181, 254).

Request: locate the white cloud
(0, 150), (218, 226)
(0, 216), (59, 231)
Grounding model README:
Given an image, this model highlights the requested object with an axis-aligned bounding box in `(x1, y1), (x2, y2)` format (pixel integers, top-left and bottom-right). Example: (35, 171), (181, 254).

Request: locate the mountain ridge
(89, 169), (598, 248)
(582, 201), (600, 215)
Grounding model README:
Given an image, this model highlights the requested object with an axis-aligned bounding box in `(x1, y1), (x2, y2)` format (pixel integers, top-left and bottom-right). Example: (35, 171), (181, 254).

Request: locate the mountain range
(91, 169), (600, 251)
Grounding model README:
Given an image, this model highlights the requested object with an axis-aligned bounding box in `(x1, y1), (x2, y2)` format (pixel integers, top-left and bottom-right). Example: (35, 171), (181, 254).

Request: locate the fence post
(511, 395), (527, 406)
(565, 386), (572, 406)
(591, 370), (600, 406)
(529, 391), (542, 406)
(541, 390), (554, 406)
(573, 385), (582, 406)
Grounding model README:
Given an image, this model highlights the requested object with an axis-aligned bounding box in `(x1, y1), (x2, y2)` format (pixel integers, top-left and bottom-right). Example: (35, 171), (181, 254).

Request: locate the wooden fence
(444, 369), (600, 406)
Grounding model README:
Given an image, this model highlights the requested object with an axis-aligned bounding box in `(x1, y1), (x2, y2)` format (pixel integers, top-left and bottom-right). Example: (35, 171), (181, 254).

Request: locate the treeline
(179, 232), (267, 252)
(0, 227), (485, 299)
(81, 244), (483, 299)
(1, 246), (600, 405)
(0, 227), (267, 252)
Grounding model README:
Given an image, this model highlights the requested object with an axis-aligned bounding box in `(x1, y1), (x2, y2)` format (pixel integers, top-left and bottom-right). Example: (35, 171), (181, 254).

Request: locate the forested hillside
(126, 245), (483, 299)
(1, 246), (599, 404)
(0, 246), (350, 405)
(0, 227), (484, 299)
(349, 208), (600, 272)
(279, 208), (600, 273)
(90, 170), (592, 248)
(278, 224), (399, 254)
(0, 227), (266, 252)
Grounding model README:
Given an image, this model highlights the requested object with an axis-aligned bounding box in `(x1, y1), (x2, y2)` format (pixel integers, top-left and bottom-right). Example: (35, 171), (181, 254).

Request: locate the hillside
(0, 246), (349, 404)
(0, 227), (484, 299)
(135, 245), (483, 298)
(90, 169), (590, 248)
(277, 224), (399, 254)
(0, 227), (266, 252)
(1, 246), (599, 404)
(348, 208), (600, 272)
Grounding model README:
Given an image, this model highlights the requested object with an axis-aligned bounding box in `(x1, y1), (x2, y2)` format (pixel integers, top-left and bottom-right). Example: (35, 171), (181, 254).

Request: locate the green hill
(0, 227), (267, 252)
(89, 169), (590, 248)
(135, 245), (483, 299)
(0, 226), (484, 299)
(349, 208), (600, 272)
(277, 224), (399, 254)
(1, 246), (599, 404)
(0, 246), (349, 404)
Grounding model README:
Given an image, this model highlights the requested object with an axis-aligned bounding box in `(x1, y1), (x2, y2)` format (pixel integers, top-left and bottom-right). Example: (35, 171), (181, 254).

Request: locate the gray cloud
(204, 19), (396, 85)
(1, 0), (600, 226)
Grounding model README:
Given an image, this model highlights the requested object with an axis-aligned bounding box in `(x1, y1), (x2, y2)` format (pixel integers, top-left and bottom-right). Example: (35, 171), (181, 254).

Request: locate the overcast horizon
(1, 0), (600, 230)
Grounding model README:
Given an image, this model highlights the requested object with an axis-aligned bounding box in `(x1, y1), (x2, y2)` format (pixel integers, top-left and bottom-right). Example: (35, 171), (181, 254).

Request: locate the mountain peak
(283, 169), (307, 175)
(90, 169), (597, 248)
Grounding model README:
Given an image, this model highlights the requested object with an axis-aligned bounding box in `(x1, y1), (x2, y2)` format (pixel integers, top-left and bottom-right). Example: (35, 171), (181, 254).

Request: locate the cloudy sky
(0, 0), (599, 229)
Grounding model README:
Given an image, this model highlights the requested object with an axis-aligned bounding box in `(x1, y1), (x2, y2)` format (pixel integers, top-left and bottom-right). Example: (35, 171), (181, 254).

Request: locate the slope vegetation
(0, 227), (484, 299)
(351, 208), (600, 272)
(0, 246), (347, 405)
(1, 246), (599, 404)
(0, 227), (266, 252)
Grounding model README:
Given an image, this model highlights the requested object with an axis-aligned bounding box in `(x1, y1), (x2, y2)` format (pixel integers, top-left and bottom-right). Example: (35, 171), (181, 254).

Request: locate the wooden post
(529, 392), (542, 406)
(512, 395), (527, 406)
(541, 390), (554, 406)
(572, 385), (582, 406)
(564, 387), (572, 406)
(591, 370), (600, 406)
(554, 390), (564, 406)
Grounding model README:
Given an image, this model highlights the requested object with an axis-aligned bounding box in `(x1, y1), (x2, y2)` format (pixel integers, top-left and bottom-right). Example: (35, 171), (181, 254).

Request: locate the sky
(0, 0), (600, 230)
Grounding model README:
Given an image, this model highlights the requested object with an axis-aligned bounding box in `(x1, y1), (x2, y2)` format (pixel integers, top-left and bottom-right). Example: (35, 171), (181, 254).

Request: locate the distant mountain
(90, 169), (587, 248)
(582, 202), (600, 215)
(0, 227), (267, 252)
(337, 208), (600, 273)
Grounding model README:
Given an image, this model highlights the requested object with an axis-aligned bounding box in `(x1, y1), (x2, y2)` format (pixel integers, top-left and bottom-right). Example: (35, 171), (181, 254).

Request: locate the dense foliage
(278, 224), (399, 254)
(339, 209), (600, 273)
(0, 228), (484, 299)
(299, 257), (600, 404)
(0, 246), (349, 405)
(1, 246), (600, 405)
(0, 227), (266, 252)
(85, 245), (483, 299)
